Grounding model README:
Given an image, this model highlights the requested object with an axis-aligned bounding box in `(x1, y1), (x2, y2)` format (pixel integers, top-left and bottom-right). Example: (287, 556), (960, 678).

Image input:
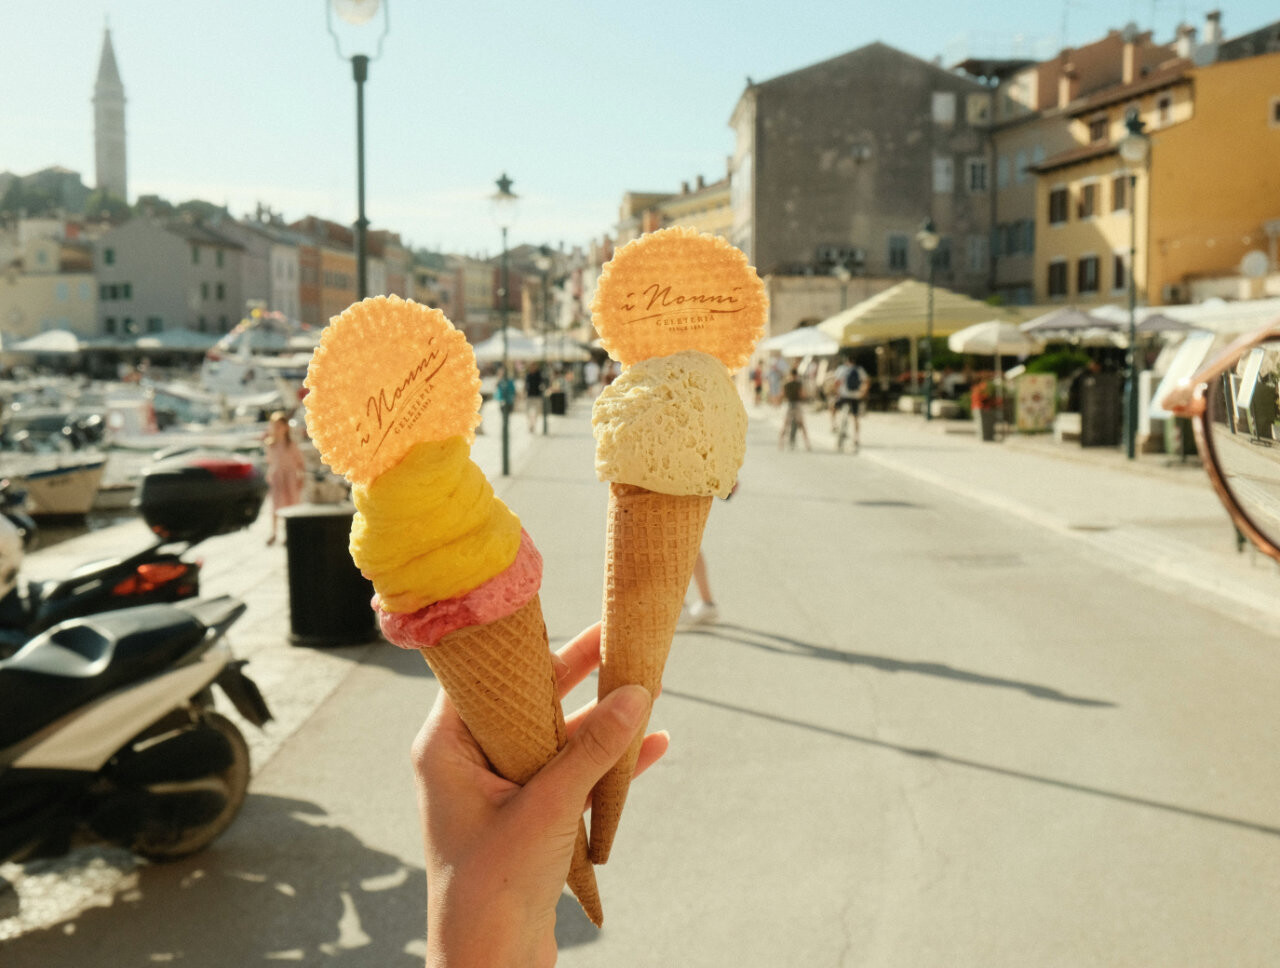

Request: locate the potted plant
(971, 377), (999, 441)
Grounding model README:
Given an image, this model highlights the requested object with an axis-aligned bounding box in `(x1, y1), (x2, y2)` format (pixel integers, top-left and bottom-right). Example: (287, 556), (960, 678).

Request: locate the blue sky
(4, 1), (1274, 257)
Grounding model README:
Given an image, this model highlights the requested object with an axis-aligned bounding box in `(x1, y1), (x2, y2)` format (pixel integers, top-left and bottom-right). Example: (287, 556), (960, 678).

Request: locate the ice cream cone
(590, 483), (712, 863)
(417, 594), (602, 926)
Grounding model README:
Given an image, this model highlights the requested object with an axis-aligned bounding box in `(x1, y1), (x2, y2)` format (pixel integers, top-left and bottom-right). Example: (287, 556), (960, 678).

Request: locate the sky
(4, 1), (1276, 258)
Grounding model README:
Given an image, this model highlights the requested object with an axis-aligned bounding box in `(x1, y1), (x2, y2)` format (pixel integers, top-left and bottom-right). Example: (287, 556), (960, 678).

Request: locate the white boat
(199, 309), (313, 409)
(7, 456), (107, 517)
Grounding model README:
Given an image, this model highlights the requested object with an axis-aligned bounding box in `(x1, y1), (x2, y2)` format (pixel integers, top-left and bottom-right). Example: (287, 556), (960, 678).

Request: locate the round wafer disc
(591, 226), (766, 371)
(304, 295), (480, 485)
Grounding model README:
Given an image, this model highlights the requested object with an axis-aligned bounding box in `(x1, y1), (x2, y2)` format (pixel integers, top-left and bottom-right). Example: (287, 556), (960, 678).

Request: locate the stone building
(728, 42), (994, 297)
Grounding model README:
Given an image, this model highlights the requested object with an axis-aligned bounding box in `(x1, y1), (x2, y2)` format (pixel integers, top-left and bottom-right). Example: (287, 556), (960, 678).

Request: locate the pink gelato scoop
(376, 529), (542, 649)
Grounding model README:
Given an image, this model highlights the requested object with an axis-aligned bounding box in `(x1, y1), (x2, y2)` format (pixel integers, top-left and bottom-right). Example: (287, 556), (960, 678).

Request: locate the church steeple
(93, 26), (127, 203)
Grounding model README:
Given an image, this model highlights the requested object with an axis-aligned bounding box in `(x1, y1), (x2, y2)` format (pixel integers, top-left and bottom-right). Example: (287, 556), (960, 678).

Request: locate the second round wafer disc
(591, 226), (766, 371)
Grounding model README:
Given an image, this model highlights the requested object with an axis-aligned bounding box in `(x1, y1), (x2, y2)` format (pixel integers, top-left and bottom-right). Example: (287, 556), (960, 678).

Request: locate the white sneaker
(679, 600), (719, 628)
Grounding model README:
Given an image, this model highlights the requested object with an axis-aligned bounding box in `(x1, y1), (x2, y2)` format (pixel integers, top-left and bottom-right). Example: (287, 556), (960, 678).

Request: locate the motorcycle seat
(0, 604), (207, 752)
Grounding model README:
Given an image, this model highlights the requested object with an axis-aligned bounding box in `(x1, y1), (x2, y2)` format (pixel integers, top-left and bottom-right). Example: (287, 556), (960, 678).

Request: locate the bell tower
(93, 26), (127, 202)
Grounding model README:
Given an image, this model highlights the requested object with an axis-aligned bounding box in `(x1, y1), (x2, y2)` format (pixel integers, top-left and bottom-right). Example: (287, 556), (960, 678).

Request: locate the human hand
(415, 622), (669, 968)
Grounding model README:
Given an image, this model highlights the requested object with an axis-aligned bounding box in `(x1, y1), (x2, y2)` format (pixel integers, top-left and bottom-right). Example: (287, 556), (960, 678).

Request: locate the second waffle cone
(591, 483), (712, 863)
(420, 594), (602, 926)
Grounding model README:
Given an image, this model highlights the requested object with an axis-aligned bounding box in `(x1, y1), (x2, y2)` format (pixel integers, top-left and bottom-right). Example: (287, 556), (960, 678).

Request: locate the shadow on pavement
(661, 684), (1280, 840)
(1, 794), (427, 966)
(693, 623), (1115, 707)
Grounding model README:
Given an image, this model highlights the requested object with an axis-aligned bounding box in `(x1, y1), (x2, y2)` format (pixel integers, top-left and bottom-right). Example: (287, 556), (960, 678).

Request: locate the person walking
(524, 362), (546, 434)
(263, 411), (305, 546)
(778, 365), (812, 450)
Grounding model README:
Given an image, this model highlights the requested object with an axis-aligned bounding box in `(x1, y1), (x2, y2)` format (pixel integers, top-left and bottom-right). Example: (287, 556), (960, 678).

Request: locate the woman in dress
(264, 411), (305, 546)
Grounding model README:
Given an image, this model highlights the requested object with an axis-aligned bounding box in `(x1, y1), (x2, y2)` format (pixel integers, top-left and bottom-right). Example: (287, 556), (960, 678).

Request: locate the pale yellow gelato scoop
(591, 350), (746, 499)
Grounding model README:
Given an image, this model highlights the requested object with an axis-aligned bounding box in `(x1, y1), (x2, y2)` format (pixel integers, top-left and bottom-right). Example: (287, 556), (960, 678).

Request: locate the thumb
(525, 685), (651, 815)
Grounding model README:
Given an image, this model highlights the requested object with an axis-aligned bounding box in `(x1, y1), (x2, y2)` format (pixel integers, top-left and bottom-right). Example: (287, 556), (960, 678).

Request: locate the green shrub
(1025, 349), (1090, 379)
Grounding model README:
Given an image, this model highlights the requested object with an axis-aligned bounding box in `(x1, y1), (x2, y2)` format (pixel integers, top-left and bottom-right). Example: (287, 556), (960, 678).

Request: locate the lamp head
(1119, 107), (1150, 167)
(490, 173), (519, 230)
(916, 217), (940, 252)
(327, 0), (388, 60)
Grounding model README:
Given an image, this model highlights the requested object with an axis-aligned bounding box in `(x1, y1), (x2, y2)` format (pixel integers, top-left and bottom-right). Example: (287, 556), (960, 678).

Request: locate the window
(933, 155), (954, 193)
(192, 245), (200, 264)
(201, 282), (209, 300)
(997, 156), (1010, 189)
(1077, 182), (1098, 219)
(216, 249), (224, 268)
(216, 282), (225, 300)
(933, 238), (952, 272)
(1112, 175), (1128, 212)
(56, 282), (69, 301)
(78, 282), (90, 300)
(1022, 220), (1035, 254)
(122, 317), (134, 334)
(1113, 252), (1128, 291)
(967, 235), (988, 273)
(105, 316), (117, 334)
(1271, 97), (1280, 127)
(932, 91), (956, 125)
(1077, 255), (1100, 294)
(1047, 259), (1068, 297)
(147, 316), (162, 332)
(1088, 116), (1108, 142)
(966, 158), (988, 192)
(1157, 94), (1173, 124)
(966, 93), (991, 125)
(1015, 149), (1029, 184)
(104, 247), (115, 265)
(887, 234), (909, 271)
(121, 282), (131, 299)
(99, 283), (109, 300)
(1048, 187), (1069, 225)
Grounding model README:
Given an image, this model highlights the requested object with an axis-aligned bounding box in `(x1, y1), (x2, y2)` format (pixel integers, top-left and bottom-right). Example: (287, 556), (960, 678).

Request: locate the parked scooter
(0, 452), (268, 659)
(0, 595), (271, 865)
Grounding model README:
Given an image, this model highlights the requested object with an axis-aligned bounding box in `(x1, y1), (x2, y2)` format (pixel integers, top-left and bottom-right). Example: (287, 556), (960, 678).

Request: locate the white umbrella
(760, 326), (840, 358)
(947, 320), (1041, 357)
(534, 335), (591, 362)
(471, 328), (542, 364)
(12, 330), (82, 353)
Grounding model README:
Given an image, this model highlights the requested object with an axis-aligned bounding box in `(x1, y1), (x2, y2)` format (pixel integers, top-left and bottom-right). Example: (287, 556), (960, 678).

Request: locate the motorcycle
(0, 452), (268, 659)
(0, 595), (272, 865)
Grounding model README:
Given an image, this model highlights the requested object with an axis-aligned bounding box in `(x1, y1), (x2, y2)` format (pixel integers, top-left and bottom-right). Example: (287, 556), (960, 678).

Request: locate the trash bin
(1079, 372), (1123, 447)
(549, 390), (567, 415)
(280, 504), (378, 647)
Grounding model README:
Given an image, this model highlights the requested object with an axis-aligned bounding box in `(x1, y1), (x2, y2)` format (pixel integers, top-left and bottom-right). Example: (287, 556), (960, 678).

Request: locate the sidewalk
(760, 402), (1280, 638)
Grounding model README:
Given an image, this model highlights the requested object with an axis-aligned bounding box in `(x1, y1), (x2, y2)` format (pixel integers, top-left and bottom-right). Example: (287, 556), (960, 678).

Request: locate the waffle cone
(421, 594), (602, 926)
(591, 483), (712, 863)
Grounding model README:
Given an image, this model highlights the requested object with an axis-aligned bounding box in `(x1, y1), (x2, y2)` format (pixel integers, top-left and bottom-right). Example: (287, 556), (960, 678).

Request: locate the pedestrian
(830, 353), (870, 451)
(750, 363), (764, 406)
(778, 365), (812, 450)
(263, 411), (305, 546)
(413, 622), (666, 966)
(494, 365), (516, 419)
(766, 358), (784, 405)
(524, 361), (546, 433)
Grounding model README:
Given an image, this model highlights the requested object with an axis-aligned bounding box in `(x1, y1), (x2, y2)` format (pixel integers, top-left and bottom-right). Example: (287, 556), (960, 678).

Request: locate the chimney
(696, 174), (705, 190)
(1175, 24), (1197, 58)
(1204, 10), (1222, 44)
(1122, 35), (1139, 84)
(1058, 63), (1078, 107)
(680, 181), (690, 194)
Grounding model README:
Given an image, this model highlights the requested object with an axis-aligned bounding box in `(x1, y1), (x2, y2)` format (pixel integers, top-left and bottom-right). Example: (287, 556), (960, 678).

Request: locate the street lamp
(915, 218), (940, 420)
(326, 0), (389, 302)
(1119, 107), (1150, 460)
(491, 173), (519, 475)
(534, 245), (553, 436)
(833, 263), (852, 310)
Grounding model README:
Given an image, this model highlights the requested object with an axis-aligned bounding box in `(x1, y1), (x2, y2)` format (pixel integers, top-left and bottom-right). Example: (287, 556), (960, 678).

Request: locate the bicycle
(835, 398), (862, 453)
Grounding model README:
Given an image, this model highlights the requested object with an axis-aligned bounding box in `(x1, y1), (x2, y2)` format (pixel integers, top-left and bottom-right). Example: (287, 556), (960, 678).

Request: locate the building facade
(729, 42), (994, 296)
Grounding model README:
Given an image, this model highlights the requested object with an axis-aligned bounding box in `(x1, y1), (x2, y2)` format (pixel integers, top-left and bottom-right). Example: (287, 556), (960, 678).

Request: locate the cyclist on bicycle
(831, 353), (870, 452)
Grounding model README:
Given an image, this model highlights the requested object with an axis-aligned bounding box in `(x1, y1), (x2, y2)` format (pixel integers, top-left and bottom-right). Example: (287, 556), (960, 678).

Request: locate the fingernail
(608, 685), (650, 727)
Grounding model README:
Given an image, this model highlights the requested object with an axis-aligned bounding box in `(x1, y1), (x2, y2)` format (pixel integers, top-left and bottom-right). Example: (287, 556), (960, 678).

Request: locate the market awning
(818, 280), (1019, 346)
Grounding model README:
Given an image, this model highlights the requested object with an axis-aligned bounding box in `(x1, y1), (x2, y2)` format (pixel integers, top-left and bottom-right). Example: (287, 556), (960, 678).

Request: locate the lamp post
(491, 173), (519, 475)
(1119, 107), (1150, 460)
(833, 263), (852, 310)
(326, 0), (389, 302)
(915, 218), (940, 420)
(535, 245), (553, 436)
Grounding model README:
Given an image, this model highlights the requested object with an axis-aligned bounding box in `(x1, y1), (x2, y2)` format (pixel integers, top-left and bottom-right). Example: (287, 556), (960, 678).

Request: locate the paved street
(4, 395), (1280, 966)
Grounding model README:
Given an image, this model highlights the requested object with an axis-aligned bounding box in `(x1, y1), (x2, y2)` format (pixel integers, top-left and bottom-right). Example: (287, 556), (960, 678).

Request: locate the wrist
(425, 888), (555, 968)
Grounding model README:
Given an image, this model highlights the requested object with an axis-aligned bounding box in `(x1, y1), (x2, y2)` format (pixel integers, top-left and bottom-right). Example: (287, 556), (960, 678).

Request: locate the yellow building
(319, 247), (356, 322)
(1148, 50), (1280, 302)
(615, 175), (731, 246)
(1033, 47), (1280, 307)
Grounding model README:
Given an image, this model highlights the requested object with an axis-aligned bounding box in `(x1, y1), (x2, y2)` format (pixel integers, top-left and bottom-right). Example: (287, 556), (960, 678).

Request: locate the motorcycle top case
(134, 452), (269, 541)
